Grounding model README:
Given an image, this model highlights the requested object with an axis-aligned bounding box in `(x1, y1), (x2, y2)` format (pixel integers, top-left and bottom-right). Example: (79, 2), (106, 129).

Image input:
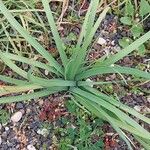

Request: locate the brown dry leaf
(57, 0), (69, 23)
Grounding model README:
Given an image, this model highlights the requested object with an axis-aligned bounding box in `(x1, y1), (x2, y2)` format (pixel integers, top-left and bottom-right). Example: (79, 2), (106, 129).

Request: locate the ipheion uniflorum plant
(0, 1), (150, 149)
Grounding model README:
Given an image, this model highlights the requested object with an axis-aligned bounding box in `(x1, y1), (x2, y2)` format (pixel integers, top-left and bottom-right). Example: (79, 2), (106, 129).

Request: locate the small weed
(57, 100), (104, 150)
(119, 0), (150, 55)
(0, 109), (10, 124)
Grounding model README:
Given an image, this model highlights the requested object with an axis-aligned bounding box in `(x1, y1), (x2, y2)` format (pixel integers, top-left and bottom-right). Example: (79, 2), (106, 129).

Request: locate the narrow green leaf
(0, 75), (29, 85)
(0, 87), (66, 104)
(76, 65), (150, 80)
(83, 86), (150, 125)
(70, 88), (150, 138)
(100, 31), (150, 66)
(28, 73), (76, 87)
(0, 1), (63, 74)
(42, 0), (68, 67)
(77, 0), (99, 46)
(0, 84), (43, 96)
(2, 52), (60, 76)
(69, 7), (110, 80)
(0, 51), (27, 79)
(137, 44), (146, 56)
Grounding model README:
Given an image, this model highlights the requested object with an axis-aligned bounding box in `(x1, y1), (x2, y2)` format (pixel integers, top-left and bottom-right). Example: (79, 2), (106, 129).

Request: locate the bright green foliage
(58, 101), (104, 150)
(0, 1), (150, 149)
(119, 0), (150, 55)
(0, 109), (10, 124)
(120, 16), (132, 25)
(131, 24), (143, 38)
(140, 0), (150, 17)
(119, 37), (132, 48)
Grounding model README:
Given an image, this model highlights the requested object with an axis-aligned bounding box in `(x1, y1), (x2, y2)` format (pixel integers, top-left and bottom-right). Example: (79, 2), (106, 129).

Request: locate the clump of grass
(0, 1), (150, 149)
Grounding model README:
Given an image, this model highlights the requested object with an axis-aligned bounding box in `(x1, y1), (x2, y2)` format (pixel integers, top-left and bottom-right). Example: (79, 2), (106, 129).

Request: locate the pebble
(97, 37), (106, 45)
(37, 128), (49, 137)
(86, 78), (93, 87)
(16, 102), (24, 109)
(5, 127), (9, 131)
(44, 70), (49, 75)
(111, 40), (115, 46)
(27, 144), (36, 150)
(134, 106), (150, 113)
(0, 136), (2, 145)
(11, 111), (23, 123)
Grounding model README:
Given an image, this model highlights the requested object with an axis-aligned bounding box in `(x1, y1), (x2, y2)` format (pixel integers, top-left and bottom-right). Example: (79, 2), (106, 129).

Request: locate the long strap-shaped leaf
(28, 73), (76, 87)
(68, 7), (109, 80)
(70, 88), (150, 138)
(0, 84), (43, 96)
(0, 87), (67, 104)
(42, 0), (68, 67)
(77, 0), (99, 46)
(73, 93), (150, 149)
(99, 31), (150, 66)
(73, 94), (133, 149)
(2, 52), (60, 76)
(1, 23), (20, 55)
(76, 65), (150, 80)
(83, 86), (150, 125)
(0, 51), (27, 79)
(0, 75), (29, 85)
(0, 1), (63, 74)
(134, 136), (150, 150)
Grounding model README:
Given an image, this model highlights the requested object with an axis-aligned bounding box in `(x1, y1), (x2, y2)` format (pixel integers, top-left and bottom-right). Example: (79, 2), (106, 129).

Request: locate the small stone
(0, 136), (2, 145)
(11, 111), (23, 123)
(97, 37), (106, 45)
(37, 128), (49, 137)
(111, 40), (115, 46)
(44, 70), (49, 75)
(16, 103), (24, 109)
(27, 144), (36, 150)
(134, 106), (150, 113)
(38, 99), (44, 106)
(5, 127), (9, 131)
(147, 97), (150, 103)
(86, 78), (93, 87)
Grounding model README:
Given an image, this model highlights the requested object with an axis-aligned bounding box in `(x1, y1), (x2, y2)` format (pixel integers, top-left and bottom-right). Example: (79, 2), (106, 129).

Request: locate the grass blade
(0, 84), (43, 96)
(73, 94), (133, 149)
(100, 31), (150, 66)
(69, 7), (110, 80)
(42, 0), (68, 67)
(70, 88), (150, 138)
(0, 75), (29, 85)
(76, 65), (150, 80)
(0, 87), (66, 104)
(2, 52), (60, 76)
(84, 86), (150, 123)
(83, 86), (150, 124)
(28, 73), (76, 87)
(0, 51), (27, 79)
(0, 1), (63, 74)
(77, 0), (99, 46)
